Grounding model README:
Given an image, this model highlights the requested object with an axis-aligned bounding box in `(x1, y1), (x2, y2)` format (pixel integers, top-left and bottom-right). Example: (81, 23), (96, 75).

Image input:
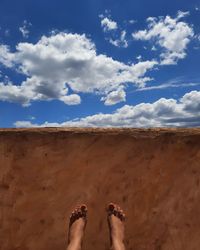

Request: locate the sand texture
(0, 128), (200, 250)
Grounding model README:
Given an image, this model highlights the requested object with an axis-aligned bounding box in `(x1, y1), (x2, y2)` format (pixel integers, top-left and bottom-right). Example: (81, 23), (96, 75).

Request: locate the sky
(0, 0), (200, 128)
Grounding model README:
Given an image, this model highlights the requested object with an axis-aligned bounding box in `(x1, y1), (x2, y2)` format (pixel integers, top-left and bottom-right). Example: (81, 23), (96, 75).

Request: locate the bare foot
(67, 204), (87, 250)
(107, 203), (126, 250)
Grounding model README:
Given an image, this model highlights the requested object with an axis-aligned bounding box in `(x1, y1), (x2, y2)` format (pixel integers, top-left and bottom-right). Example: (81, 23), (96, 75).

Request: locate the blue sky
(0, 0), (200, 128)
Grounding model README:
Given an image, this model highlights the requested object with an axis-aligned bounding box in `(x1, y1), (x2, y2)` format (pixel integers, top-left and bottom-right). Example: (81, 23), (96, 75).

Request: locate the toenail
(81, 204), (87, 211)
(108, 203), (115, 211)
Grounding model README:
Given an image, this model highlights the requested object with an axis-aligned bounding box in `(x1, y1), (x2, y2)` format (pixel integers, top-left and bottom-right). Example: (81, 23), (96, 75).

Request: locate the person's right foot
(107, 203), (126, 248)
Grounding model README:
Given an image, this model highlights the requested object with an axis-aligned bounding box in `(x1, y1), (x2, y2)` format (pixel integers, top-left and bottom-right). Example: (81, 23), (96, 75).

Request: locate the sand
(0, 128), (200, 250)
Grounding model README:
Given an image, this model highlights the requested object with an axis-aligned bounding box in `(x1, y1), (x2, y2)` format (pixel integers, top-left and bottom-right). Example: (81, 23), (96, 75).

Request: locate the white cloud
(14, 90), (200, 128)
(15, 121), (36, 128)
(100, 17), (118, 32)
(180, 90), (200, 112)
(101, 86), (126, 105)
(151, 46), (157, 51)
(60, 94), (81, 105)
(0, 32), (157, 106)
(129, 20), (137, 24)
(109, 30), (128, 48)
(0, 81), (32, 106)
(136, 82), (200, 91)
(176, 10), (190, 19)
(136, 55), (142, 61)
(0, 45), (15, 67)
(19, 20), (31, 38)
(132, 11), (194, 65)
(100, 14), (129, 48)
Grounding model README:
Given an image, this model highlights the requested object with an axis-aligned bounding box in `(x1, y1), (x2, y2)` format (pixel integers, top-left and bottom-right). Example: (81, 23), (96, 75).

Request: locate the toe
(74, 206), (79, 211)
(81, 204), (87, 214)
(116, 210), (122, 219)
(116, 205), (121, 212)
(78, 213), (82, 219)
(118, 207), (125, 220)
(71, 206), (80, 217)
(108, 203), (115, 211)
(119, 211), (125, 221)
(107, 203), (115, 216)
(71, 211), (76, 217)
(113, 204), (120, 214)
(81, 204), (87, 210)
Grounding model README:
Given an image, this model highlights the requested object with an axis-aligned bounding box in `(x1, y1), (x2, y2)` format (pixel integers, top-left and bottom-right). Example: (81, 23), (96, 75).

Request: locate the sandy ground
(0, 128), (200, 250)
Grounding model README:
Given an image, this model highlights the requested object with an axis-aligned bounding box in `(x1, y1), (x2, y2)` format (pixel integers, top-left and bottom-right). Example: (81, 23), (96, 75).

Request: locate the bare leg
(107, 203), (126, 250)
(66, 204), (87, 250)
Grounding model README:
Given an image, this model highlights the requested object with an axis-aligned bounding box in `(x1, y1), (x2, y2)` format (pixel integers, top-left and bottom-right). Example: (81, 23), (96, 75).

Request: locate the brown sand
(0, 128), (200, 250)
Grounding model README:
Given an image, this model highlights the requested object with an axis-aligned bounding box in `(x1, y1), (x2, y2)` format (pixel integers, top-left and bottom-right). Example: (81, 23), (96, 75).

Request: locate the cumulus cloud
(15, 121), (37, 128)
(180, 90), (200, 112)
(19, 20), (31, 38)
(0, 81), (32, 106)
(101, 86), (126, 105)
(14, 90), (200, 128)
(0, 45), (15, 67)
(60, 94), (81, 105)
(132, 11), (194, 64)
(100, 17), (118, 32)
(0, 32), (157, 106)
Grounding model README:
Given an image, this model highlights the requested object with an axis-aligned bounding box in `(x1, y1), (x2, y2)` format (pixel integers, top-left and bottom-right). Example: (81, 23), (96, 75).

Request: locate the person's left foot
(68, 204), (87, 245)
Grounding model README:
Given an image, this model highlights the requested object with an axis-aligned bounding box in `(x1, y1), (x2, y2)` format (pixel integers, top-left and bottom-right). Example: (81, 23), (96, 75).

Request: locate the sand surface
(0, 128), (200, 250)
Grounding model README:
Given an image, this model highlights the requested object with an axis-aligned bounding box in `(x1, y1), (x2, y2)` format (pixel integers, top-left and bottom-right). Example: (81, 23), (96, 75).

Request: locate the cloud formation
(19, 20), (31, 38)
(109, 30), (128, 48)
(100, 16), (118, 32)
(132, 11), (194, 64)
(99, 14), (129, 48)
(101, 86), (126, 105)
(15, 90), (200, 128)
(0, 32), (157, 106)
(136, 82), (200, 91)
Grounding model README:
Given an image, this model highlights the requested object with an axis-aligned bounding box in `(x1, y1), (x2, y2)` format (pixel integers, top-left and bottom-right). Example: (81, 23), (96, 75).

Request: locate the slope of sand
(0, 128), (200, 250)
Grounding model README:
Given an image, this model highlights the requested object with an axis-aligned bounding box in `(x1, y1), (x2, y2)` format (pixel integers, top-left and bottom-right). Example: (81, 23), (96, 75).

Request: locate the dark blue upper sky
(0, 0), (200, 127)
